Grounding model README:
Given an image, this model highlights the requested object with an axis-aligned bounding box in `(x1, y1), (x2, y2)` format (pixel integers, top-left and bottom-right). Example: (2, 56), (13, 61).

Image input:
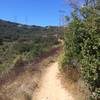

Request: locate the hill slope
(0, 19), (61, 76)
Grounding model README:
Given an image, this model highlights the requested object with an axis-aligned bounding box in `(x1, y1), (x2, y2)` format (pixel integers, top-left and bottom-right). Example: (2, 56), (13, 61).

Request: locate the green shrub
(61, 5), (100, 99)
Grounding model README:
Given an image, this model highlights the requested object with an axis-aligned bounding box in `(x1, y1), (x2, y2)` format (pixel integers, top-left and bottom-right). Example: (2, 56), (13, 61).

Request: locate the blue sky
(0, 0), (72, 26)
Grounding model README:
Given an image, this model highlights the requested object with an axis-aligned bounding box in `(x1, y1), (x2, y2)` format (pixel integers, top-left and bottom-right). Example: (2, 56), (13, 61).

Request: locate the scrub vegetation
(60, 0), (100, 99)
(0, 19), (61, 76)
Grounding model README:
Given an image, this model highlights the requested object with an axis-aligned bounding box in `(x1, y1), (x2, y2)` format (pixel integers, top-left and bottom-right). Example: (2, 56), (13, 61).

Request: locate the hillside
(0, 19), (61, 42)
(0, 19), (62, 77)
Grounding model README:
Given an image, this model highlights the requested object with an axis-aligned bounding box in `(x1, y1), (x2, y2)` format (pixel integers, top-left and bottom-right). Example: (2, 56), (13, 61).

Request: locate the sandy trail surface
(32, 62), (74, 100)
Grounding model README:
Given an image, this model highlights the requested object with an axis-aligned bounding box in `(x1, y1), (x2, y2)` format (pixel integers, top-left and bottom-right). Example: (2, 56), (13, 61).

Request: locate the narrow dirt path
(32, 62), (74, 100)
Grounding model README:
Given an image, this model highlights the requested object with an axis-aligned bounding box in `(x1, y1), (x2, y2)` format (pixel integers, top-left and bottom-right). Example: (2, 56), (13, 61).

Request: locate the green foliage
(13, 42), (33, 53)
(62, 0), (100, 99)
(80, 11), (100, 99)
(59, 51), (68, 70)
(0, 20), (60, 76)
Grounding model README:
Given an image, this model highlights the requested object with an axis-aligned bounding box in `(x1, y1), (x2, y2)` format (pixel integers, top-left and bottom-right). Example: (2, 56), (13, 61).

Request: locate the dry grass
(0, 50), (59, 100)
(59, 65), (91, 100)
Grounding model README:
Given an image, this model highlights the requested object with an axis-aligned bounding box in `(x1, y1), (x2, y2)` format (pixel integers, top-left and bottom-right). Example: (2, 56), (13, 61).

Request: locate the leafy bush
(61, 3), (100, 99)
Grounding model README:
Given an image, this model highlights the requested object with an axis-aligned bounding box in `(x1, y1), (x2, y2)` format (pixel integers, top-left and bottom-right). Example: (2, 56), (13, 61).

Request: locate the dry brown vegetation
(0, 47), (60, 100)
(59, 66), (91, 100)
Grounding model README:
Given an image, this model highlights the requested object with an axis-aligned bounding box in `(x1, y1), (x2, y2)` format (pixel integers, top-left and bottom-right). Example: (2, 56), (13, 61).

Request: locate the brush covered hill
(0, 19), (62, 76)
(0, 19), (61, 42)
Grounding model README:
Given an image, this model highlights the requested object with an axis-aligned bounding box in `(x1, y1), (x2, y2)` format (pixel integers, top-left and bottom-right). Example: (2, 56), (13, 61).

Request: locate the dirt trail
(32, 62), (74, 100)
